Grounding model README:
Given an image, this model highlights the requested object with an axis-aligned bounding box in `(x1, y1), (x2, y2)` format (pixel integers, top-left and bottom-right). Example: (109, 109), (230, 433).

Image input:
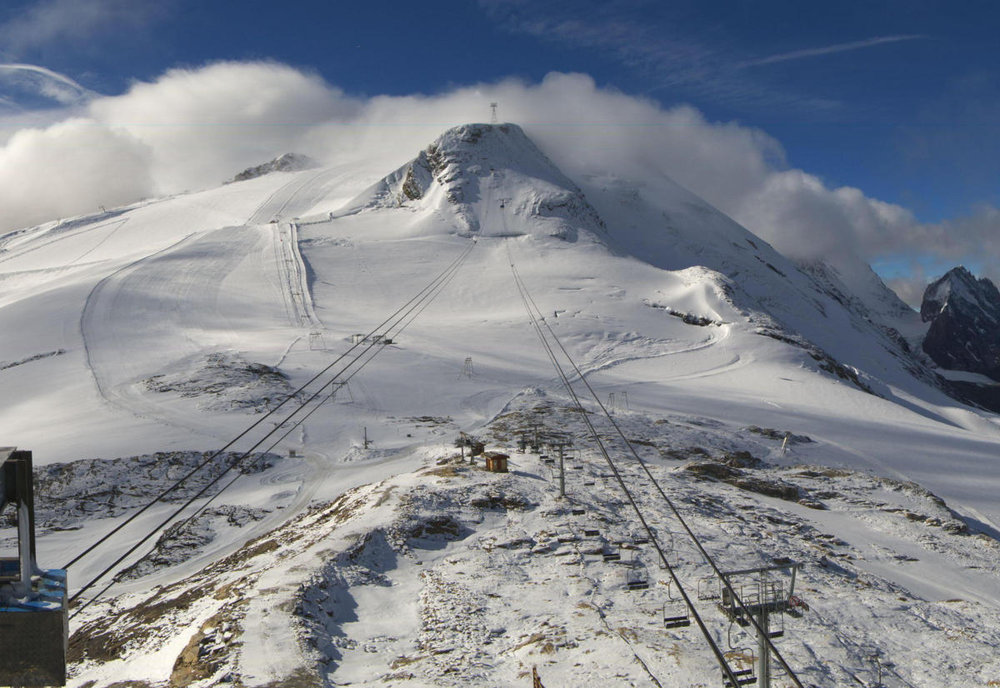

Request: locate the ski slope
(1, 123), (999, 687)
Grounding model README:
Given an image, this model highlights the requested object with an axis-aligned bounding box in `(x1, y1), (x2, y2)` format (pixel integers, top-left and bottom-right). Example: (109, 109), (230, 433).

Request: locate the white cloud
(740, 35), (926, 68)
(0, 118), (152, 228)
(0, 63), (95, 106)
(90, 61), (360, 191)
(0, 0), (163, 57)
(0, 60), (995, 301)
(887, 265), (932, 308)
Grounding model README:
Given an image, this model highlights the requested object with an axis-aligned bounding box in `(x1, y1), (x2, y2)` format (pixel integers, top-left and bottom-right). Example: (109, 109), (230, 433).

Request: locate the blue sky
(0, 0), (997, 301)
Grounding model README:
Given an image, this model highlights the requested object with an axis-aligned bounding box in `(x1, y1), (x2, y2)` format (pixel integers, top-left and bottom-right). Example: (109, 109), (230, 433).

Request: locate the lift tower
(717, 561), (803, 688)
(0, 447), (68, 686)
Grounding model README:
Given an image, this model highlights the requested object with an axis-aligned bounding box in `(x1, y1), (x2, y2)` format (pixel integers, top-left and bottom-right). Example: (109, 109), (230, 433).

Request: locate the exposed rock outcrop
(921, 266), (1000, 381)
(230, 153), (318, 183)
(340, 123), (606, 239)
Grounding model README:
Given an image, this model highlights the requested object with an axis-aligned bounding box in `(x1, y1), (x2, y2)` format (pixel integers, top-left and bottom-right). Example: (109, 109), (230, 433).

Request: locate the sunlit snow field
(2, 124), (999, 686)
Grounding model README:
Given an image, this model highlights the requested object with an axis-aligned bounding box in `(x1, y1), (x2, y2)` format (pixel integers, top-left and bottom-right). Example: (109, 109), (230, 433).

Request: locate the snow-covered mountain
(340, 123), (606, 240)
(2, 122), (1000, 687)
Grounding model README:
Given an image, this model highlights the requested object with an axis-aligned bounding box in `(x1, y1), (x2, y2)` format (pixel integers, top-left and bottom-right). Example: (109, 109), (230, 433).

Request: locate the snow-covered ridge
(341, 123), (606, 239)
(62, 399), (1000, 687)
(229, 153), (319, 184)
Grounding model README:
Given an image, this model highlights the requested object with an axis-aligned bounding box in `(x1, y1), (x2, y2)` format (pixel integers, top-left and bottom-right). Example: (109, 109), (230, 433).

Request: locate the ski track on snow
(78, 169), (334, 439)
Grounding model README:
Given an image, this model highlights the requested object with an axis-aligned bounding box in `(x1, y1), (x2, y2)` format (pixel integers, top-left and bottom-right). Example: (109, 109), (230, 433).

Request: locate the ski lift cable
(67, 240), (478, 615)
(509, 260), (741, 688)
(71, 347), (374, 620)
(74, 240), (474, 615)
(157, 247), (471, 545)
(512, 251), (804, 687)
(507, 250), (745, 688)
(63, 241), (475, 569)
(130, 247), (467, 565)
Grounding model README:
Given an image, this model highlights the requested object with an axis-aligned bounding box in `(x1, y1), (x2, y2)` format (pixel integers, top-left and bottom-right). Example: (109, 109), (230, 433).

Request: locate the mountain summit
(230, 153), (319, 183)
(921, 266), (1000, 380)
(342, 123), (605, 239)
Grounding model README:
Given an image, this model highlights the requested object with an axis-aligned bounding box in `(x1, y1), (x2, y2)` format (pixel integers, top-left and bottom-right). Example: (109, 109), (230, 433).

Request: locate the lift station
(0, 448), (67, 687)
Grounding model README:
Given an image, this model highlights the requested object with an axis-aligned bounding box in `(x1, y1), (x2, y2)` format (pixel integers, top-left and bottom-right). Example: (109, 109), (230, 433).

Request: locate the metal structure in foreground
(0, 447), (67, 687)
(717, 561), (805, 687)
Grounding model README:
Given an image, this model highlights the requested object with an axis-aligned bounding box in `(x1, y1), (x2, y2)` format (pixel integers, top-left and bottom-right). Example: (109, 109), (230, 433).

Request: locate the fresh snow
(1, 123), (999, 687)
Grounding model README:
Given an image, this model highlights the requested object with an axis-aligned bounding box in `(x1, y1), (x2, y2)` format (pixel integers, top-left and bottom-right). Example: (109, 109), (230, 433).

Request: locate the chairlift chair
(663, 602), (691, 628)
(768, 609), (785, 639)
(662, 580), (691, 629)
(722, 650), (757, 688)
(624, 566), (649, 591)
(698, 574), (721, 601)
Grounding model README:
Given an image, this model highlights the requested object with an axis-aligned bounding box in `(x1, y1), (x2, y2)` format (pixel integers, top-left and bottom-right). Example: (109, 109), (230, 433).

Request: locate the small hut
(484, 452), (509, 473)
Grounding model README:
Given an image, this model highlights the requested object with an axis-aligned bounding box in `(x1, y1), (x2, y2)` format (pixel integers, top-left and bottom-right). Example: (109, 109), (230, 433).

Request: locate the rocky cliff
(921, 266), (1000, 381)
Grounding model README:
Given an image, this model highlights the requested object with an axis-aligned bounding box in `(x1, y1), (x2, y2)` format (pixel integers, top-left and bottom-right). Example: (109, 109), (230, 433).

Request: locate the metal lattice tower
(490, 102), (498, 124)
(717, 562), (804, 688)
(607, 391), (630, 414)
(308, 331), (326, 351)
(459, 356), (474, 379)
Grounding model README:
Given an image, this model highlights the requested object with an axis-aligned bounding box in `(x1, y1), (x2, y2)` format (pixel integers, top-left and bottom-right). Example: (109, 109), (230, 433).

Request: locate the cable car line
(514, 263), (805, 687)
(66, 240), (476, 613)
(72, 240), (476, 618)
(507, 249), (747, 688)
(64, 239), (475, 573)
(72, 335), (380, 619)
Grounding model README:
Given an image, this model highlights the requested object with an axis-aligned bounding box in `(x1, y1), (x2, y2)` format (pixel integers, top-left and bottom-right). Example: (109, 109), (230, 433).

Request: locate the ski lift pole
(758, 606), (771, 688)
(558, 443), (566, 498)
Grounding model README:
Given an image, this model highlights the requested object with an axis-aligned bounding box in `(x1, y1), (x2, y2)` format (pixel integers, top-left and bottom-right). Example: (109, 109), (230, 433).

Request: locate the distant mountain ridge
(921, 266), (1000, 382)
(230, 153), (319, 183)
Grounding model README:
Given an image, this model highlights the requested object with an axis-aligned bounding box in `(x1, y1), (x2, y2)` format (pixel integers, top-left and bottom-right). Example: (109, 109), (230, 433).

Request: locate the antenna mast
(490, 102), (498, 124)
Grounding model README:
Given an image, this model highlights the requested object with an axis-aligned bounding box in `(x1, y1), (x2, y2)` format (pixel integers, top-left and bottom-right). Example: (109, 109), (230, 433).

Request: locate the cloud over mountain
(0, 60), (994, 295)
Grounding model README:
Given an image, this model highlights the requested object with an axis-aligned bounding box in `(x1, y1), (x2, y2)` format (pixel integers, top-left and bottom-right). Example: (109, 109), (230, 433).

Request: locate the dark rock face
(921, 267), (1000, 381)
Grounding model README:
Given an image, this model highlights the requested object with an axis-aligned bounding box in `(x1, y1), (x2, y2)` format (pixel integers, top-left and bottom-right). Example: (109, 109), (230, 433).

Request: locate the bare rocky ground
(60, 395), (1000, 688)
(143, 353), (299, 413)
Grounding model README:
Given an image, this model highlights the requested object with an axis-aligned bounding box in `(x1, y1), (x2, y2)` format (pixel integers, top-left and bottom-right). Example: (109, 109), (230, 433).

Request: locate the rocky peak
(344, 123), (605, 239)
(921, 266), (1000, 323)
(230, 153), (319, 183)
(921, 266), (1000, 380)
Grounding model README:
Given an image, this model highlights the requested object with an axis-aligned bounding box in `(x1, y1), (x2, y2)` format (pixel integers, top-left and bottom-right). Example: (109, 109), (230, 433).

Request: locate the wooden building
(484, 452), (509, 473)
